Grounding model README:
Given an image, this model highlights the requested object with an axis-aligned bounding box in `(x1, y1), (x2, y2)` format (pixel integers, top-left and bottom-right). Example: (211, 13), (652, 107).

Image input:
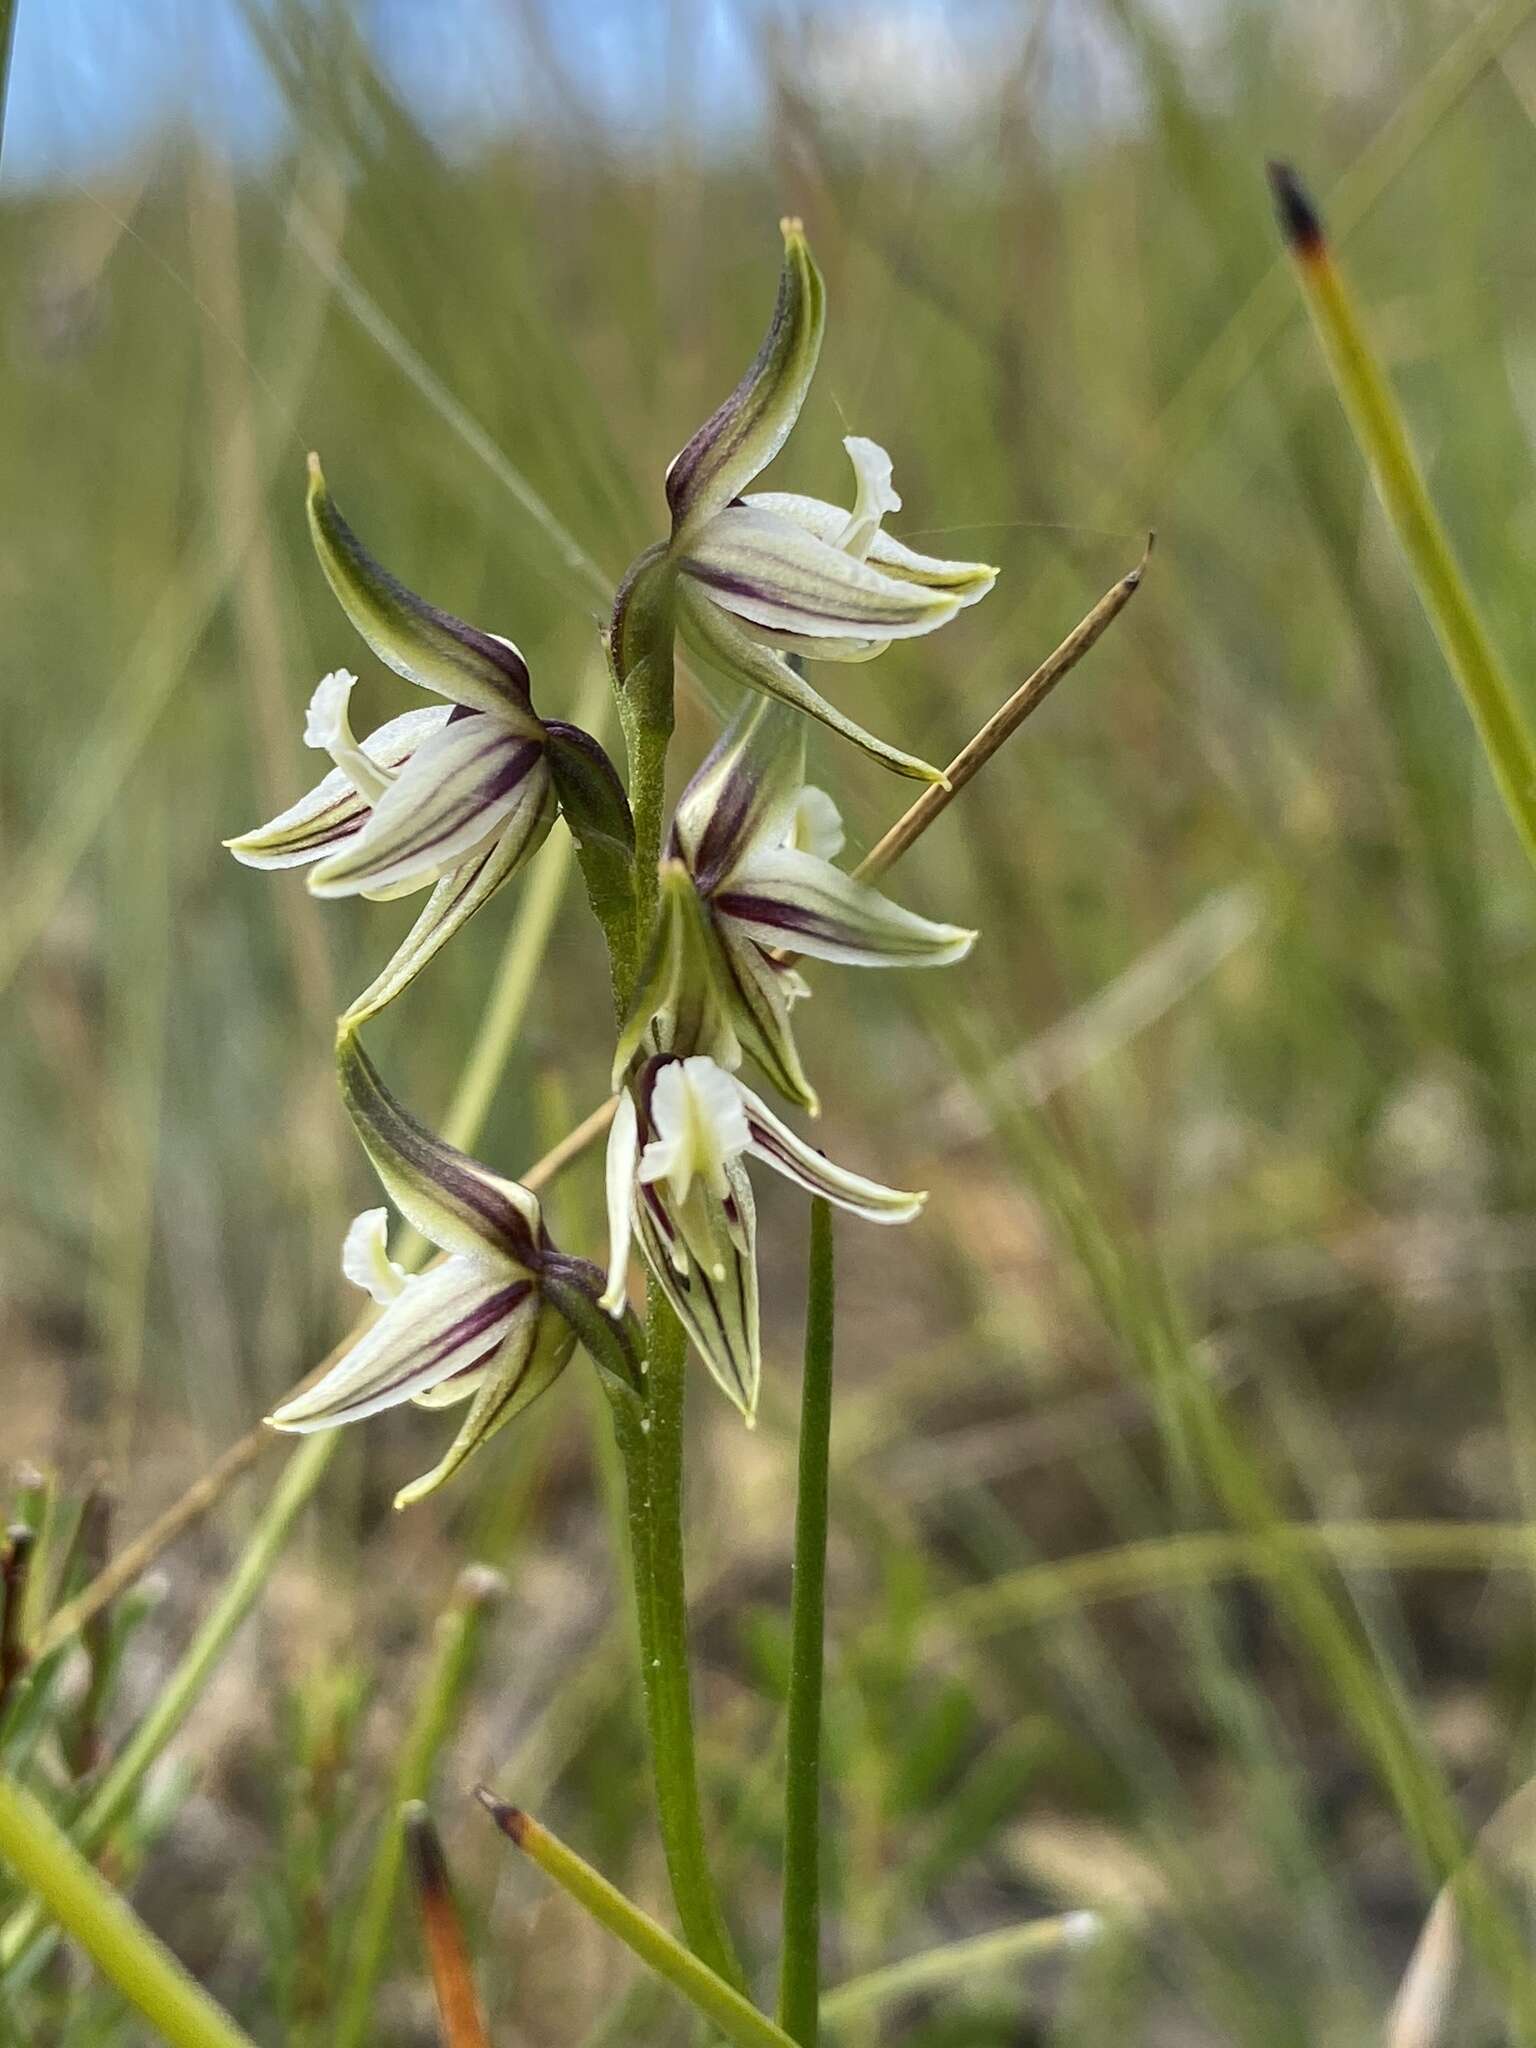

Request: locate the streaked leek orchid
(600, 1054), (921, 1418)
(227, 456), (627, 1025)
(614, 695), (975, 1111)
(270, 1034), (638, 1508)
(612, 220), (996, 783)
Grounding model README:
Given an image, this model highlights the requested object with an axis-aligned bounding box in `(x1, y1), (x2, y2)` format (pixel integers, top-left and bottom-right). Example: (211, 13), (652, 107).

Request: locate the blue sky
(2, 1), (1128, 187)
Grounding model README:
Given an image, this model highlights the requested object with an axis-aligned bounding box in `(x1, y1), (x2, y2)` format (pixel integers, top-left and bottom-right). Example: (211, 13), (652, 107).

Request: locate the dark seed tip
(474, 1785), (528, 1845)
(1267, 160), (1325, 255)
(403, 1803), (448, 1891)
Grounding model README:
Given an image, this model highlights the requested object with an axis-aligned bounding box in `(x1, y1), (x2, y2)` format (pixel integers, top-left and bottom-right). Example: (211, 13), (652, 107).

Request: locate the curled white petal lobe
(310, 715), (546, 900)
(744, 492), (997, 604)
(788, 786), (844, 861)
(640, 1056), (751, 1205)
(836, 436), (901, 559)
(341, 1208), (408, 1305)
(270, 1257), (537, 1430)
(304, 670), (393, 804)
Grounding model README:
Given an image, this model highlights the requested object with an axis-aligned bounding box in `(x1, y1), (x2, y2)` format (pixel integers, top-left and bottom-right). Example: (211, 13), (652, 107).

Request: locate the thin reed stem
(0, 1432), (338, 1973)
(1271, 161), (1536, 872)
(778, 1198), (835, 2046)
(0, 1772), (259, 2048)
(333, 1567), (505, 2048)
(478, 1791), (793, 2048)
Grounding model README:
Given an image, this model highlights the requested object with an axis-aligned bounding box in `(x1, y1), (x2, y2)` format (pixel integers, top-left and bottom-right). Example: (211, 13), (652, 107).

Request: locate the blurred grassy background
(7, 0), (1536, 2040)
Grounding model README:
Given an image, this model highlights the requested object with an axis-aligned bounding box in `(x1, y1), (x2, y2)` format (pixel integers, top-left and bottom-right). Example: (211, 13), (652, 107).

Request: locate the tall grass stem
(778, 1198), (835, 2046)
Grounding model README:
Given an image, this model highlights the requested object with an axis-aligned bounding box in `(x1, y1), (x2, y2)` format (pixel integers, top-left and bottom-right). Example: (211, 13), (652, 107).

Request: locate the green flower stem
(1272, 162), (1536, 872)
(333, 1565), (505, 2048)
(778, 1198), (835, 2046)
(607, 562), (743, 1987)
(0, 1430), (338, 1976)
(479, 1791), (792, 2048)
(0, 1772), (259, 2048)
(630, 1288), (746, 1989)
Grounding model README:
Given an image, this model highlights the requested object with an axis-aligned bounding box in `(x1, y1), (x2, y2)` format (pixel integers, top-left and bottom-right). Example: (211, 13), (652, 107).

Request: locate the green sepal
(306, 453), (543, 729)
(664, 219), (826, 538)
(612, 861), (739, 1083)
(393, 1307), (574, 1510)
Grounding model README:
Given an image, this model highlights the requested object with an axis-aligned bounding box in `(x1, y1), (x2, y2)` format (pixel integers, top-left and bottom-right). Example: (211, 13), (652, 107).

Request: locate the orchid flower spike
(270, 1033), (639, 1509)
(226, 456), (630, 1026)
(612, 220), (997, 784)
(614, 695), (976, 1111)
(601, 1054), (923, 1418)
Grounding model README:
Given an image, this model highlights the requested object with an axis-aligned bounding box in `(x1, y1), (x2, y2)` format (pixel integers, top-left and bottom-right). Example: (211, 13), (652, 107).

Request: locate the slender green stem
(1272, 162), (1536, 872)
(630, 1288), (746, 1988)
(479, 1792), (792, 2048)
(778, 1199), (835, 2045)
(333, 1566), (504, 2048)
(0, 1430), (337, 1974)
(0, 1772), (259, 2048)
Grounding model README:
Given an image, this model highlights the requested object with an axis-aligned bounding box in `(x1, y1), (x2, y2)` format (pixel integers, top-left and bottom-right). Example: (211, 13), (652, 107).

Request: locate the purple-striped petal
(676, 578), (943, 784)
(224, 706), (450, 870)
(681, 506), (961, 642)
(341, 764), (556, 1027)
(670, 695), (804, 892)
(716, 847), (976, 969)
(712, 926), (818, 1113)
(745, 491), (997, 606)
(309, 714), (545, 900)
(738, 1081), (924, 1224)
(634, 1160), (761, 1419)
(665, 220), (824, 536)
(269, 1258), (537, 1430)
(393, 1304), (575, 1508)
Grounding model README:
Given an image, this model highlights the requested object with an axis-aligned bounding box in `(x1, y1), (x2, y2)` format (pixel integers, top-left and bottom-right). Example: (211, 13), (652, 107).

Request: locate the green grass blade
(778, 1198), (835, 2048)
(0, 1771), (259, 2048)
(1271, 160), (1536, 870)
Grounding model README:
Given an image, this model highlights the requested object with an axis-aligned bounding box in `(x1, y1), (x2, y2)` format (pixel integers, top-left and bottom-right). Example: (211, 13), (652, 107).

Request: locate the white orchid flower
(611, 220), (997, 784)
(600, 1054), (923, 1419)
(226, 456), (629, 1026)
(614, 695), (976, 1111)
(270, 1033), (638, 1509)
